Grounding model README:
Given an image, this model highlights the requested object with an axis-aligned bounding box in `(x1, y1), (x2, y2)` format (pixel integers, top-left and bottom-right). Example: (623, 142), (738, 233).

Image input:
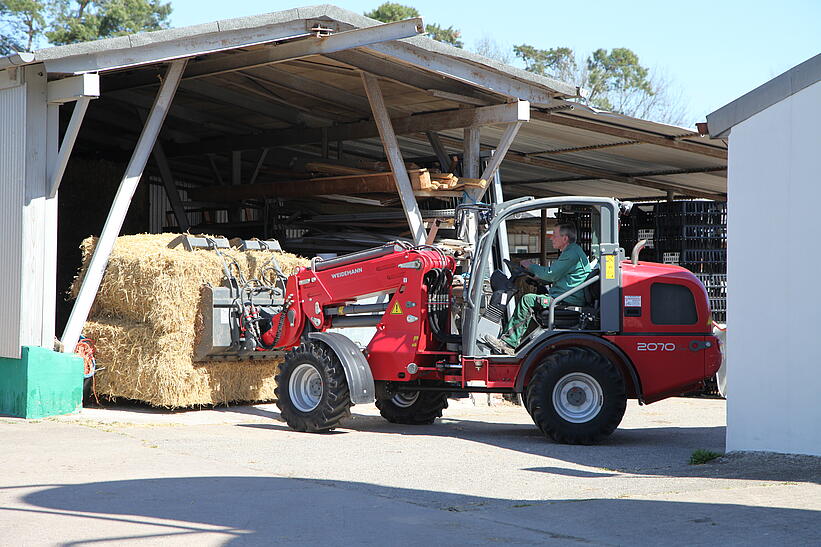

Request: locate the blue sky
(169, 1), (820, 125)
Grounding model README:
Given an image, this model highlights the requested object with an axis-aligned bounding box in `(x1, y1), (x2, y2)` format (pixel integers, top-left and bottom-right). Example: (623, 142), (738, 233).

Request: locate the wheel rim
(289, 363), (323, 412)
(552, 372), (603, 423)
(391, 391), (419, 408)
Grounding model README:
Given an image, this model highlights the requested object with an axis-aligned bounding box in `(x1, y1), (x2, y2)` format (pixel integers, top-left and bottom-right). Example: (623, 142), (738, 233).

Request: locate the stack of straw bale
(74, 233), (308, 408)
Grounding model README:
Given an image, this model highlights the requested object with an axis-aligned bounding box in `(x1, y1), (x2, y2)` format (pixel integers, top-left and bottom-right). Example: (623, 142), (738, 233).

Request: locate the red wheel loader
(196, 196), (722, 444)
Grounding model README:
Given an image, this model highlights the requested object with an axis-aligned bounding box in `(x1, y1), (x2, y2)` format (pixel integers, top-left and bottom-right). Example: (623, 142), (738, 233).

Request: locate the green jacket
(526, 243), (591, 306)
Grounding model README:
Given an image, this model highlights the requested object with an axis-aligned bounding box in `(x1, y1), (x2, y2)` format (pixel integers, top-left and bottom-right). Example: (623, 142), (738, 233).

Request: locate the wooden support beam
(472, 121), (524, 200)
(463, 126), (480, 179)
(166, 101), (530, 157)
(48, 96), (91, 198)
(249, 148), (269, 185)
(425, 131), (451, 172)
(152, 143), (190, 232)
(532, 111), (727, 159)
(525, 140), (639, 156)
(61, 59), (187, 353)
(361, 72), (426, 245)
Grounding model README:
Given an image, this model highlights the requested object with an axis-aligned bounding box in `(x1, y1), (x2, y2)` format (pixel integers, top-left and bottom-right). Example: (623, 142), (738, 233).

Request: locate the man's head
(551, 223), (577, 251)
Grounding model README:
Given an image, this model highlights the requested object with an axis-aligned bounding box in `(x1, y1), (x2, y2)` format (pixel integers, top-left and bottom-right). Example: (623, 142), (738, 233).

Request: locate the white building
(707, 54), (821, 456)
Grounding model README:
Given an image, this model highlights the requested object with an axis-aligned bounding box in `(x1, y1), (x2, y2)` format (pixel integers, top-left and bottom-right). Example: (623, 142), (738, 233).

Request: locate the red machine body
(266, 246), (720, 405)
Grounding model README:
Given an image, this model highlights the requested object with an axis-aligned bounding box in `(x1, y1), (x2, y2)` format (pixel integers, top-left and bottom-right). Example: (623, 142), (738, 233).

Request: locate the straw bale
(72, 233), (307, 333)
(83, 316), (282, 408)
(72, 233), (310, 408)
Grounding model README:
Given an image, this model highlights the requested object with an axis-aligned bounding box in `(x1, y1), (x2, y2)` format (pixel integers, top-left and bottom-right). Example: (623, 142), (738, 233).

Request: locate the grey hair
(557, 223), (577, 244)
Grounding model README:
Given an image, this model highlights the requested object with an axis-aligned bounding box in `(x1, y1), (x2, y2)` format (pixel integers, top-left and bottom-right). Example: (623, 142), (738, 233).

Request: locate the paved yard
(1, 398), (819, 545)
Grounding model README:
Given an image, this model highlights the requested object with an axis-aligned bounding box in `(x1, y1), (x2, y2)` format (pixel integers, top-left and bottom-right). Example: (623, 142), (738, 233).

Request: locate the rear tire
(275, 342), (351, 432)
(376, 391), (448, 425)
(526, 347), (626, 444)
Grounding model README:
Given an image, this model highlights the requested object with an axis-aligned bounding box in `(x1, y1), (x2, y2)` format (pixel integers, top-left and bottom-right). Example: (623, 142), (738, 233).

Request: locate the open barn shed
(0, 4), (727, 364)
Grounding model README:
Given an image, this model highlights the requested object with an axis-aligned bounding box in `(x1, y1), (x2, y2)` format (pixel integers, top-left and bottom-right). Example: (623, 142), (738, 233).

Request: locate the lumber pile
(188, 168), (486, 202)
(73, 233), (309, 408)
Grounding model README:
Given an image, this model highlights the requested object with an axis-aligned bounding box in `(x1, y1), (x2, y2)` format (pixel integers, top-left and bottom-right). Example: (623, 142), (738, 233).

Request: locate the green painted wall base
(0, 346), (84, 419)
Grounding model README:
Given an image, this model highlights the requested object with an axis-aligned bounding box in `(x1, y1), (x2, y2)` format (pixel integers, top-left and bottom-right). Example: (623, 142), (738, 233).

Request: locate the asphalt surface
(2, 397), (819, 546)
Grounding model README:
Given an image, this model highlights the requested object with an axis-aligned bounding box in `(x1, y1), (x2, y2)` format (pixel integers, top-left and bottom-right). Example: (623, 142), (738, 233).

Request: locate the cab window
(651, 283), (697, 325)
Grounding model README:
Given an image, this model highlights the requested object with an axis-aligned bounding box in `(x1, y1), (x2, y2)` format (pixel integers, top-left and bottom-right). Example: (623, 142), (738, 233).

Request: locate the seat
(533, 269), (600, 329)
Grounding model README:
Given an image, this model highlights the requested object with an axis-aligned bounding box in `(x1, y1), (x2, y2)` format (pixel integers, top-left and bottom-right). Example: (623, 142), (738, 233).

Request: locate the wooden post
(361, 72), (427, 245)
(61, 59), (187, 353)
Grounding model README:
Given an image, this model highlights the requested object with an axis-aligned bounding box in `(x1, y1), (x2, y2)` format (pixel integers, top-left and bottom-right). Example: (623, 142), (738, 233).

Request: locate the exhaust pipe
(631, 239), (647, 265)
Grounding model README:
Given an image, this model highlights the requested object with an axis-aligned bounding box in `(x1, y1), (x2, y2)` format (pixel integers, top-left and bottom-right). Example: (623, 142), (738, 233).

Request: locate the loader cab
(462, 197), (625, 357)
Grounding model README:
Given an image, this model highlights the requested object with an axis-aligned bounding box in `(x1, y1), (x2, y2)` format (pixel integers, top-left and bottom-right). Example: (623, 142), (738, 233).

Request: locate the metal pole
(540, 208), (548, 266)
(361, 72), (427, 245)
(61, 59), (187, 353)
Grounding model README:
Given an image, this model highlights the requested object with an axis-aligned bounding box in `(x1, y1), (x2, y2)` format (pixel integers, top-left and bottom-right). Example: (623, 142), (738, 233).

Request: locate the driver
(483, 223), (591, 355)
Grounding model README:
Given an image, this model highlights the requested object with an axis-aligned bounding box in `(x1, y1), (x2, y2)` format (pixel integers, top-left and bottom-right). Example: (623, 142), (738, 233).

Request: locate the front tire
(376, 390), (449, 425)
(526, 347), (626, 444)
(275, 342), (351, 432)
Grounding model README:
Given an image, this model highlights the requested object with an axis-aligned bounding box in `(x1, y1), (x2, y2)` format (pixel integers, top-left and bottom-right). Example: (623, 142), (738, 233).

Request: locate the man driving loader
(483, 223), (591, 355)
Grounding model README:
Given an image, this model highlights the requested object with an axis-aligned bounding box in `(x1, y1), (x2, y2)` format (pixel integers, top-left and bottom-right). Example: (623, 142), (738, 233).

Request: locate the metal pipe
(324, 303), (388, 316)
(548, 275), (600, 330)
(61, 59), (187, 353)
(330, 315), (383, 328)
(312, 243), (400, 272)
(393, 385), (515, 394)
(631, 240), (648, 265)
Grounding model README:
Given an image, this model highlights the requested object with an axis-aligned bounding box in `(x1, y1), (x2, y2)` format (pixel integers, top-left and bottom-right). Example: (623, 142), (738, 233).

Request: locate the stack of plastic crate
(654, 201), (727, 322)
(618, 203), (657, 261)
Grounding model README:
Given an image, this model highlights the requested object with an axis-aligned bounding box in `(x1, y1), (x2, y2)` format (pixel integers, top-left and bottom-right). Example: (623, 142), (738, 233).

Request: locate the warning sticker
(605, 255), (616, 280)
(390, 302), (403, 315)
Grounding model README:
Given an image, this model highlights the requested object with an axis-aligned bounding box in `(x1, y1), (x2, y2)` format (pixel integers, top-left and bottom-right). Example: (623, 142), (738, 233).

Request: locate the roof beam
(525, 140), (639, 156)
(361, 41), (576, 105)
(531, 110), (728, 159)
(244, 65), (374, 114)
(103, 18), (425, 92)
(325, 49), (502, 105)
(166, 100), (530, 157)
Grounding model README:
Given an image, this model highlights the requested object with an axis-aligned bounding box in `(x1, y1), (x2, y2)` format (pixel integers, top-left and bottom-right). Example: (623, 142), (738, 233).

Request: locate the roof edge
(707, 53), (821, 138)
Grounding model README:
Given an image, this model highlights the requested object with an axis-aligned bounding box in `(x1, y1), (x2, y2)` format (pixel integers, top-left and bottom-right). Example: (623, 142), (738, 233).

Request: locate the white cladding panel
(726, 81), (821, 456)
(0, 80), (26, 358)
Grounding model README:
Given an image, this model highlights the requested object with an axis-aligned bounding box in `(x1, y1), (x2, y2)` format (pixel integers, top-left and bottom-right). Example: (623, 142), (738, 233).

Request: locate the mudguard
(307, 332), (375, 404)
(514, 332), (643, 402)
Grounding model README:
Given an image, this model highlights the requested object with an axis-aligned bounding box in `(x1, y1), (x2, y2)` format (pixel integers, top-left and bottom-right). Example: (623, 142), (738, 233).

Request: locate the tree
(47, 0), (172, 46)
(514, 44), (688, 125)
(472, 34), (511, 64)
(0, 0), (47, 53)
(365, 2), (462, 48)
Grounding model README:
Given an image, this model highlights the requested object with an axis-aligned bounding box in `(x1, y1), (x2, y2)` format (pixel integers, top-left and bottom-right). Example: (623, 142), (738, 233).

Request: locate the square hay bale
(83, 318), (281, 408)
(72, 233), (309, 408)
(73, 234), (307, 333)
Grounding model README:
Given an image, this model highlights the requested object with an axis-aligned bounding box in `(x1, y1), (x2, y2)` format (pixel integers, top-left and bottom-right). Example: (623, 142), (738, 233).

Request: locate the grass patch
(689, 449), (722, 465)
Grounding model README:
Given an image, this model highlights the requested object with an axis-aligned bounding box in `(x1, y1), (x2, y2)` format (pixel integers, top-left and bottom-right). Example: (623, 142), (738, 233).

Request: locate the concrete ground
(1, 397), (819, 546)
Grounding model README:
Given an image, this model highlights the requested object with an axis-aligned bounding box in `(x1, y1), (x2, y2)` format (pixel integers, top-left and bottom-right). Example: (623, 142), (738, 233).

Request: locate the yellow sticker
(605, 255), (616, 280)
(390, 302), (403, 315)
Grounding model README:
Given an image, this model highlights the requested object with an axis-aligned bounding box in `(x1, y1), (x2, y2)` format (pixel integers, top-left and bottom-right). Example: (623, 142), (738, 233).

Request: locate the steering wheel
(504, 258), (534, 280)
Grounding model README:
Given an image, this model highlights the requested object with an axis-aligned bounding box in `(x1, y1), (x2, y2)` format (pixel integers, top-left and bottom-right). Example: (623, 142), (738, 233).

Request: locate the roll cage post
(462, 196), (623, 357)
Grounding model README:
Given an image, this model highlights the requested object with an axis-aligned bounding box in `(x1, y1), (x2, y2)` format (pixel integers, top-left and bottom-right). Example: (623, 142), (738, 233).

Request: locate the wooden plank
(188, 170), (434, 201)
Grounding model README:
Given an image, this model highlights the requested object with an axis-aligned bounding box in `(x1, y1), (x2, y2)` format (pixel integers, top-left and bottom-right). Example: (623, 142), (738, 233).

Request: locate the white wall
(726, 81), (821, 456)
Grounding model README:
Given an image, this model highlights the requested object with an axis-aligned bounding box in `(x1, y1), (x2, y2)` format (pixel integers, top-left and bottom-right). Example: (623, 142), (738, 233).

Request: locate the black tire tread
(376, 391), (449, 425)
(525, 347), (626, 444)
(275, 342), (351, 433)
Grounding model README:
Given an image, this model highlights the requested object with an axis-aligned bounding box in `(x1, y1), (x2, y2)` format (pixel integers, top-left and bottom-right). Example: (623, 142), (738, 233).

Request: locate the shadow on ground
(12, 476), (820, 545)
(234, 405), (820, 484)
